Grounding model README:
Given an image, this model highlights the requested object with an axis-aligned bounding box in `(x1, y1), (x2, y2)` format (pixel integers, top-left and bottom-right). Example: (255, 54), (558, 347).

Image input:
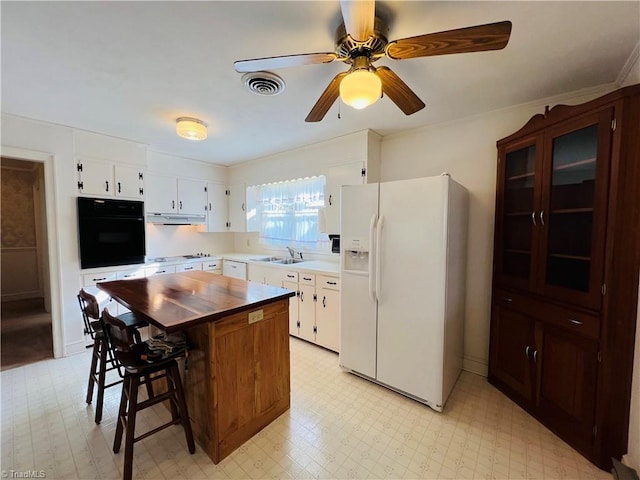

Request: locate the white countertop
(82, 252), (339, 276)
(219, 253), (339, 276)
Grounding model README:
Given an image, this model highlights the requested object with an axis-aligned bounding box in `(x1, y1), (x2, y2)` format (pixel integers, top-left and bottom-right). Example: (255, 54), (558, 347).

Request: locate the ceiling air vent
(242, 71), (285, 96)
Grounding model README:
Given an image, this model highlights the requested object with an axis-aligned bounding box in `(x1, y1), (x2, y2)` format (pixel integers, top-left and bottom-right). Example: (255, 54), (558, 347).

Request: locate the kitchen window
(246, 176), (328, 250)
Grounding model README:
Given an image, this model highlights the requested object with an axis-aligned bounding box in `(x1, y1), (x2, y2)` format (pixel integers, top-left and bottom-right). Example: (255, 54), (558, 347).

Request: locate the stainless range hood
(146, 213), (206, 225)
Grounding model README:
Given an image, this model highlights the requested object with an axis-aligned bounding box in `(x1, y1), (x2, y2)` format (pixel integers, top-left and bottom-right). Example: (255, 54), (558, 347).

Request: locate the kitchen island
(97, 271), (295, 464)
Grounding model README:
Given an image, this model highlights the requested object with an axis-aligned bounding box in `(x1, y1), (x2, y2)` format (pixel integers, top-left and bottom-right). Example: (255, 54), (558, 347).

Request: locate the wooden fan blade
(340, 0), (375, 42)
(376, 66), (425, 115)
(386, 20), (512, 60)
(234, 52), (338, 73)
(305, 72), (348, 122)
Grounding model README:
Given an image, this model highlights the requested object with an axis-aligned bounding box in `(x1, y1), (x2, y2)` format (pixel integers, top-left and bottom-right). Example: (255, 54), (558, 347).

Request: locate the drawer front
(176, 263), (202, 273)
(83, 271), (117, 286)
(493, 289), (600, 340)
(282, 271), (299, 283)
(318, 275), (340, 291)
(117, 269), (145, 280)
(145, 265), (176, 277)
(299, 273), (316, 286)
(202, 260), (221, 271)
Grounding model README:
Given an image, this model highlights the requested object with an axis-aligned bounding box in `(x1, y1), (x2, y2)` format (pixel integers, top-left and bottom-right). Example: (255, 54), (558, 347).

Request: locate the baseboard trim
(463, 356), (488, 377)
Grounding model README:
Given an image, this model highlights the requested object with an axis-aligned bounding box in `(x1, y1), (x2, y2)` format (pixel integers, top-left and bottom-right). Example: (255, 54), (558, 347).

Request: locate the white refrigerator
(339, 174), (468, 412)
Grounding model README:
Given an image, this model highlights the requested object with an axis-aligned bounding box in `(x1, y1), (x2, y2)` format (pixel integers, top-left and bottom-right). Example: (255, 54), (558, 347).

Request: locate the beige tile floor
(1, 337), (611, 480)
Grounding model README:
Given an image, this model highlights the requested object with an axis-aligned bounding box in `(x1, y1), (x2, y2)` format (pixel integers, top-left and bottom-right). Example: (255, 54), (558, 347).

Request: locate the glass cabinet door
(539, 109), (612, 310)
(495, 138), (542, 290)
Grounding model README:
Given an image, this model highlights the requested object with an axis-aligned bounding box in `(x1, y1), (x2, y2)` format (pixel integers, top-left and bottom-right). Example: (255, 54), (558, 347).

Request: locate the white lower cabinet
(82, 272), (120, 317)
(144, 265), (176, 277)
(223, 259), (247, 280)
(246, 261), (340, 352)
(315, 275), (340, 351)
(176, 262), (201, 273)
(298, 282), (316, 343)
(202, 259), (222, 274)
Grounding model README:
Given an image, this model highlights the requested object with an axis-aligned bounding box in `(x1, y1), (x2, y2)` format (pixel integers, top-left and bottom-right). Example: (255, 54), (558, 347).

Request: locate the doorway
(1, 157), (53, 370)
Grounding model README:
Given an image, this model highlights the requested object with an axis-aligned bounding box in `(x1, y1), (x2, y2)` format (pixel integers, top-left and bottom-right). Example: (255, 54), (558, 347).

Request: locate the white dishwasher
(222, 259), (247, 280)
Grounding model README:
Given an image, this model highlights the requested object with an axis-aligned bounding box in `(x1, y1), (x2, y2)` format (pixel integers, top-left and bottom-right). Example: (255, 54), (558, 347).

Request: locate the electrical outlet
(248, 309), (263, 324)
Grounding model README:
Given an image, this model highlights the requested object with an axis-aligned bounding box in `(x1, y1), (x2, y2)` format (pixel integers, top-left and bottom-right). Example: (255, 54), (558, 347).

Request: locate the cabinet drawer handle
(531, 211), (536, 226)
(540, 210), (545, 226)
(568, 318), (583, 325)
(327, 281), (337, 285)
(184, 267), (193, 270)
(117, 182), (121, 193)
(300, 291), (304, 301)
(93, 277), (107, 282)
(322, 296), (326, 308)
(503, 297), (513, 302)
(303, 277), (312, 281)
(525, 346), (530, 359)
(328, 194), (332, 206)
(287, 274), (296, 278)
(533, 350), (538, 363)
(172, 200), (175, 209)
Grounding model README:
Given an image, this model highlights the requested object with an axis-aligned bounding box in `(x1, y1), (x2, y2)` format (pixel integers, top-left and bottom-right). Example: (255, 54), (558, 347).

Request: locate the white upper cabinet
(145, 173), (177, 213)
(177, 178), (207, 216)
(324, 161), (366, 234)
(115, 165), (144, 198)
(205, 182), (228, 232)
(227, 183), (247, 232)
(77, 159), (144, 199)
(145, 173), (206, 216)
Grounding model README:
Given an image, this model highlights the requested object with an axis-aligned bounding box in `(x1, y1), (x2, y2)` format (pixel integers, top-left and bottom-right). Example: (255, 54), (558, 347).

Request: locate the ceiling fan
(234, 1), (512, 122)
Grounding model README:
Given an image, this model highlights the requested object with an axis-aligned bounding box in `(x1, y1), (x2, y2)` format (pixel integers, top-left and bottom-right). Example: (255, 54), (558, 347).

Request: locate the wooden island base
(183, 298), (291, 463)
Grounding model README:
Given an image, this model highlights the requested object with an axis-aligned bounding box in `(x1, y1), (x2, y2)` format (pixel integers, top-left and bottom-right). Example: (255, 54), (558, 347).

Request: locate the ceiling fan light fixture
(176, 117), (207, 141)
(339, 69), (382, 110)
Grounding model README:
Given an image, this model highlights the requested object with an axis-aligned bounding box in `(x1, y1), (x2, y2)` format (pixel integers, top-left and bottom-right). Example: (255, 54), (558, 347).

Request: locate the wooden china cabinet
(489, 85), (640, 470)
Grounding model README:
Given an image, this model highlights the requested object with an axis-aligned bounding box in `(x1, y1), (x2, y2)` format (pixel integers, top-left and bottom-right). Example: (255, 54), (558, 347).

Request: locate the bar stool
(78, 288), (147, 424)
(102, 308), (195, 480)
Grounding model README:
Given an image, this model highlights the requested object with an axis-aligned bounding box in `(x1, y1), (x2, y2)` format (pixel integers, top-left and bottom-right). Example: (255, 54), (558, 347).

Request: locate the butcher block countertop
(97, 270), (294, 333)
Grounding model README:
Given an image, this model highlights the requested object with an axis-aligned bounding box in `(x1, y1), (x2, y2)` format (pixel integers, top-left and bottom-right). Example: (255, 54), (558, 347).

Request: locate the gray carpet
(1, 298), (53, 371)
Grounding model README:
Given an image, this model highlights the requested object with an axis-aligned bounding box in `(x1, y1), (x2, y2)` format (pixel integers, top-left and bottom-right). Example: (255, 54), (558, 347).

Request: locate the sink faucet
(286, 246), (303, 260)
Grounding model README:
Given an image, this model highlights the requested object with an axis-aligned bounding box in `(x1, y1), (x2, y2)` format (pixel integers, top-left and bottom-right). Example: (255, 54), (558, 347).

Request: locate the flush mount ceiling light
(339, 59), (382, 110)
(176, 117), (207, 141)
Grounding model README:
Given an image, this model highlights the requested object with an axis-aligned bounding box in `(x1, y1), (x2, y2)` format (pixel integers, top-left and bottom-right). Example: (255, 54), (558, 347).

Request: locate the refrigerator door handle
(368, 214), (377, 302)
(375, 215), (384, 304)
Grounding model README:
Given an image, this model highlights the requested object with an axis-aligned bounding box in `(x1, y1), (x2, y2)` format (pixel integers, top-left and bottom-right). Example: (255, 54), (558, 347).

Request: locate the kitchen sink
(250, 256), (283, 262)
(271, 258), (306, 264)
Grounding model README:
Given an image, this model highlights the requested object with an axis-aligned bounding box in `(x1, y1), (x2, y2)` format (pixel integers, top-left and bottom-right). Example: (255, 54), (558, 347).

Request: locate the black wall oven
(77, 197), (146, 269)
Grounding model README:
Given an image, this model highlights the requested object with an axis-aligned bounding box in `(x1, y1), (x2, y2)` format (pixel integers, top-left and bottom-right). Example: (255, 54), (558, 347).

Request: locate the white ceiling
(2, 1), (638, 166)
